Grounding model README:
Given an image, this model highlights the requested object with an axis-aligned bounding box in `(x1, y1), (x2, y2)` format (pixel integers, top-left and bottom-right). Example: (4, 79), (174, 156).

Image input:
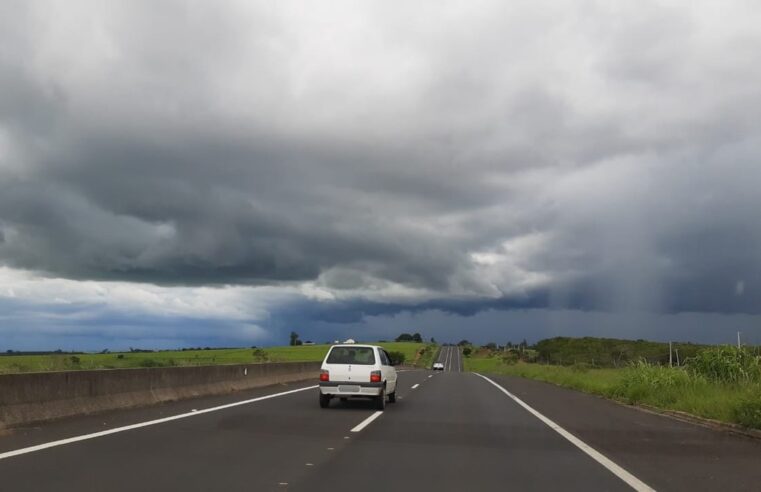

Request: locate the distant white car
(433, 362), (444, 371)
(319, 344), (398, 409)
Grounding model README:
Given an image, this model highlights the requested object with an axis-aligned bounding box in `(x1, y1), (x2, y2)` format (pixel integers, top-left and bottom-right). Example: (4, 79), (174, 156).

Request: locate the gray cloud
(1, 1), (761, 318)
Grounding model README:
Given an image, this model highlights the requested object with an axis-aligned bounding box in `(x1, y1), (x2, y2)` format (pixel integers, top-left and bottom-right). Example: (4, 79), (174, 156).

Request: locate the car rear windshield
(326, 346), (376, 365)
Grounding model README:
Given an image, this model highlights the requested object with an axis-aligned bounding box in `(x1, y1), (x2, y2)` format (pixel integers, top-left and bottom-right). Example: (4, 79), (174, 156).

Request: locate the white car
(319, 344), (399, 409)
(432, 362), (444, 371)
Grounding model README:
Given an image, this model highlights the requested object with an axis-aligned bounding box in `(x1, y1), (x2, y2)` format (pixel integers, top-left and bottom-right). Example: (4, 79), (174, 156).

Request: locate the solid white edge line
(474, 374), (655, 492)
(0, 384), (318, 461)
(350, 410), (383, 432)
(411, 383), (420, 389)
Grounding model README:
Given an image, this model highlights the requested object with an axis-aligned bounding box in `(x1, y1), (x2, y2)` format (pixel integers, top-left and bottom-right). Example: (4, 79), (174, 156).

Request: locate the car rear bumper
(319, 381), (383, 397)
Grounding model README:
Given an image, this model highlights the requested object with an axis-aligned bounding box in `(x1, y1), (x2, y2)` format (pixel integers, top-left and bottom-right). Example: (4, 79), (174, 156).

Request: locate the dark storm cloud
(1, 1), (761, 319)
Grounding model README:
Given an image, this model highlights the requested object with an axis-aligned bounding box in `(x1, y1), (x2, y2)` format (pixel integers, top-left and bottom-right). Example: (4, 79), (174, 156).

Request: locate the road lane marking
(350, 411), (383, 432)
(428, 375), (433, 378)
(411, 383), (420, 389)
(475, 374), (655, 492)
(0, 385), (318, 461)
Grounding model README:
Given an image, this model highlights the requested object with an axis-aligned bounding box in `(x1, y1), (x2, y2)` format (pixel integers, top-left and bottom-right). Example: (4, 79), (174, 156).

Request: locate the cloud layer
(1, 1), (761, 347)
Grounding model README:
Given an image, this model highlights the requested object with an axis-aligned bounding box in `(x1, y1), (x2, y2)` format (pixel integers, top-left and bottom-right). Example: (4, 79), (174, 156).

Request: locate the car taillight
(320, 370), (329, 382)
(370, 370), (381, 383)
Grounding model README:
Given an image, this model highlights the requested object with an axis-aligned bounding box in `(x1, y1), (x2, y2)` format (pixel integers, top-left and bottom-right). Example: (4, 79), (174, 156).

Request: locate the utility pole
(669, 341), (673, 367)
(675, 349), (680, 366)
(737, 331), (742, 349)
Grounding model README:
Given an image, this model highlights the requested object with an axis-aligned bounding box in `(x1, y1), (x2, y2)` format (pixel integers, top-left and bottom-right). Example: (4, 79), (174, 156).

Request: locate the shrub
(612, 360), (697, 404)
(686, 346), (760, 383)
(462, 347), (472, 357)
(388, 351), (405, 365)
(139, 358), (160, 368)
(733, 397), (761, 429)
(69, 356), (81, 365)
(501, 352), (519, 365)
(571, 362), (592, 373)
(116, 354), (124, 359)
(252, 349), (269, 362)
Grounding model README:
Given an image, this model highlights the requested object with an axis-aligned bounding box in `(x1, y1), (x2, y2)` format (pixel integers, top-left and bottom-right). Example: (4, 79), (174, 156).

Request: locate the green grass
(465, 356), (761, 430)
(0, 342), (437, 374)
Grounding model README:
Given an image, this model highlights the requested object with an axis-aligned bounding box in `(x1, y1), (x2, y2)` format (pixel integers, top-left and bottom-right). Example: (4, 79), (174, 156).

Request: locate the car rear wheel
(388, 391), (396, 403)
(319, 393), (330, 408)
(375, 388), (386, 410)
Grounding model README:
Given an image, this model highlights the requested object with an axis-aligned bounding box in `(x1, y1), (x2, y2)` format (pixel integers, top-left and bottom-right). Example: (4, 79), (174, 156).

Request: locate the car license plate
(338, 385), (360, 393)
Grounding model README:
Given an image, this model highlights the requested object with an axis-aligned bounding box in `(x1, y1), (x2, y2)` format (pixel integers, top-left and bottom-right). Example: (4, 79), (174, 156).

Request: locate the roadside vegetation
(464, 340), (761, 430)
(0, 340), (436, 374)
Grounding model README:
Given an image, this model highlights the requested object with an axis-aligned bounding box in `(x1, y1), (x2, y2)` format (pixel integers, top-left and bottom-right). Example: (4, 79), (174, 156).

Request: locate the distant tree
(506, 341), (513, 348)
(462, 347), (472, 357)
(484, 342), (497, 351)
(395, 333), (414, 342)
(290, 331), (301, 346)
(295, 339), (303, 346)
(412, 333), (423, 343)
(431, 337), (436, 344)
(457, 339), (471, 346)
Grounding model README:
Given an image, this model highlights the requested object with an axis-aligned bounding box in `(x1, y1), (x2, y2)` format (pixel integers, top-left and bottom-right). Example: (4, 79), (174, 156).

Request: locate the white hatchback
(318, 344), (399, 409)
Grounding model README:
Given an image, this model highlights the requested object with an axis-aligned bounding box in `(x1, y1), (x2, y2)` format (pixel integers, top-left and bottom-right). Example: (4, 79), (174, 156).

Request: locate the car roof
(329, 344), (380, 349)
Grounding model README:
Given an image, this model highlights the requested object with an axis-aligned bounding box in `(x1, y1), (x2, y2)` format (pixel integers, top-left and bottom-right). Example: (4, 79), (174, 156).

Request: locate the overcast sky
(2, 1), (761, 350)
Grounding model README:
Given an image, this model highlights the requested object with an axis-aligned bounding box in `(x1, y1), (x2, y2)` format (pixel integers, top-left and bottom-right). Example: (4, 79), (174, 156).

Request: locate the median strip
(475, 374), (655, 492)
(0, 385), (318, 461)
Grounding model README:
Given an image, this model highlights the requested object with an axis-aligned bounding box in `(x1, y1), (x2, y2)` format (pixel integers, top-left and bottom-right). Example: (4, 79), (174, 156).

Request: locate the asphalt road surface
(436, 345), (462, 372)
(2, 369), (761, 491)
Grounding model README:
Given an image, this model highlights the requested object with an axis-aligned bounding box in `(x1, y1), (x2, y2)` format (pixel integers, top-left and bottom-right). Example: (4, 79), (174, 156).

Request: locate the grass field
(465, 353), (761, 430)
(0, 342), (437, 374)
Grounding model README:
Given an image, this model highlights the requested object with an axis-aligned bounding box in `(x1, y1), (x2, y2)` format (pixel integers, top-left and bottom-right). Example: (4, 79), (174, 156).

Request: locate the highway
(2, 363), (761, 490)
(436, 344), (462, 372)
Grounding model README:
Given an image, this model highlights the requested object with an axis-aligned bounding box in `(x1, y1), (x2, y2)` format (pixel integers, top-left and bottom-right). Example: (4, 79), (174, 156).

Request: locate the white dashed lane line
(411, 383), (420, 389)
(350, 411), (384, 433)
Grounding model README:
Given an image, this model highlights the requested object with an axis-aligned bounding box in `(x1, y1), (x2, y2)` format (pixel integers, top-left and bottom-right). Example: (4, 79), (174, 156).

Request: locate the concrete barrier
(0, 362), (320, 429)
